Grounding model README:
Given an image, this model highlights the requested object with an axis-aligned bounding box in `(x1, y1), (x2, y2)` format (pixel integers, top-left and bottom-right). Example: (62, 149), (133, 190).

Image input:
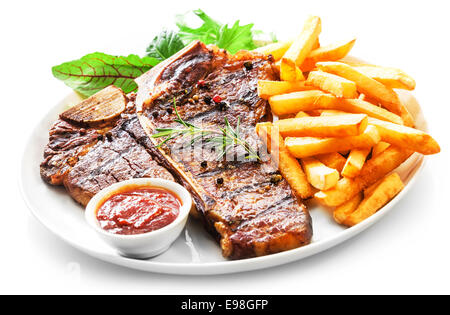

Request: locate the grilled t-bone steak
(40, 86), (174, 206)
(135, 41), (312, 259)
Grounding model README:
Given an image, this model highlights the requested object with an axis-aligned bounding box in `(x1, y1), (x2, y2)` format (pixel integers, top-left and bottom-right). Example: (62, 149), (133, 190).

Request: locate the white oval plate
(20, 90), (426, 275)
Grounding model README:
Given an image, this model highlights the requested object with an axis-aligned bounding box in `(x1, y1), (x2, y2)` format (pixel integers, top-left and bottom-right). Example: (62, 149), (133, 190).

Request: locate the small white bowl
(85, 178), (192, 259)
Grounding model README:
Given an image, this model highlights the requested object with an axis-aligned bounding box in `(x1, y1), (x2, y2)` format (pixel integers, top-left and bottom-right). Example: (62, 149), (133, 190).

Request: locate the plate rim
(19, 92), (426, 275)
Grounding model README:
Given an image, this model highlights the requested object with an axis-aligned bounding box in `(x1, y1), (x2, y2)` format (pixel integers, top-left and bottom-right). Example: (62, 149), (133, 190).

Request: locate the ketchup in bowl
(96, 187), (181, 235)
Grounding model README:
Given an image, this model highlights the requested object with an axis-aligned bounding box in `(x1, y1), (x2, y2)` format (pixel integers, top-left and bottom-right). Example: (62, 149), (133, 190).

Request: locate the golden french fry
(339, 99), (404, 125)
(341, 148), (371, 178)
(316, 62), (397, 103)
(353, 65), (416, 91)
(314, 146), (412, 207)
(372, 141), (391, 157)
(280, 61), (305, 81)
(306, 71), (358, 98)
(295, 111), (310, 118)
(256, 122), (314, 199)
(368, 117), (441, 155)
(318, 100), (404, 126)
(333, 192), (363, 225)
(341, 60), (373, 67)
(312, 38), (320, 50)
(319, 109), (347, 116)
(316, 62), (414, 126)
(281, 16), (321, 81)
(344, 173), (404, 226)
(285, 125), (380, 158)
(364, 177), (384, 198)
(257, 80), (315, 99)
(269, 90), (336, 116)
(269, 91), (403, 125)
(301, 157), (339, 190)
(301, 38), (357, 72)
(315, 152), (347, 173)
(274, 60), (315, 78)
(320, 104), (405, 137)
(254, 40), (293, 60)
(275, 114), (368, 138)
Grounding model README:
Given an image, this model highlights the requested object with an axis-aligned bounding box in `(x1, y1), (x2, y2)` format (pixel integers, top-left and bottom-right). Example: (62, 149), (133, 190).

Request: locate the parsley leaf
(52, 52), (160, 97)
(176, 9), (257, 54)
(146, 30), (186, 61)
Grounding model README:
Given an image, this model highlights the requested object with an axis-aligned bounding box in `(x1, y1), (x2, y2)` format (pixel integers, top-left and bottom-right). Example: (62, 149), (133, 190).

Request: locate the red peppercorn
(213, 95), (222, 103)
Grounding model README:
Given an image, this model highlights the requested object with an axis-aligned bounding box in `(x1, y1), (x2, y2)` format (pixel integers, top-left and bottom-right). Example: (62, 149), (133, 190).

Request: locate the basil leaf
(52, 52), (160, 97)
(176, 9), (257, 54)
(146, 30), (186, 61)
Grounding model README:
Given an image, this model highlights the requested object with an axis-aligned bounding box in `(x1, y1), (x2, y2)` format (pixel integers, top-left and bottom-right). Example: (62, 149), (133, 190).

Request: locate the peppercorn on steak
(135, 41), (312, 259)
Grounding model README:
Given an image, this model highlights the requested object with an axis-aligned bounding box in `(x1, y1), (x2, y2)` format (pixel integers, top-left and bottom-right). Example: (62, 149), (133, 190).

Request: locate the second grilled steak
(40, 89), (174, 206)
(136, 41), (312, 259)
(63, 113), (174, 206)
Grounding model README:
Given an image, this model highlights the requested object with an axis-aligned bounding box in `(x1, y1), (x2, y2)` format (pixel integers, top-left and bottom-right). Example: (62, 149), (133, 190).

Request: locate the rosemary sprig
(151, 99), (260, 161)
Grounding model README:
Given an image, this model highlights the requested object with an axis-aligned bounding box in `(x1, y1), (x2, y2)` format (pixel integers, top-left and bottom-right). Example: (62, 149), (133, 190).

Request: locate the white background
(2, 0), (449, 294)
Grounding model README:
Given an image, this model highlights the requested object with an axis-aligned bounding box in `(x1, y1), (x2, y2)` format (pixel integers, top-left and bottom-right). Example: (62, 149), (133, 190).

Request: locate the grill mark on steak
(40, 119), (103, 185)
(229, 195), (294, 232)
(67, 129), (138, 185)
(40, 93), (174, 206)
(136, 41), (312, 259)
(183, 107), (222, 124)
(193, 161), (255, 178)
(219, 179), (275, 199)
(63, 114), (174, 206)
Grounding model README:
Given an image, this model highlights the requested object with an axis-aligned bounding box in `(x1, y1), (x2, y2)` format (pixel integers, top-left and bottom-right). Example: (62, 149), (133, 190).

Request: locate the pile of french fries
(255, 16), (440, 227)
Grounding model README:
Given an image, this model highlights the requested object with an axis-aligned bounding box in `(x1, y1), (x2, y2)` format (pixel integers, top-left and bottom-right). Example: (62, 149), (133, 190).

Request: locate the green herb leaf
(216, 21), (257, 54)
(52, 52), (160, 97)
(146, 30), (186, 61)
(176, 9), (221, 44)
(176, 9), (257, 54)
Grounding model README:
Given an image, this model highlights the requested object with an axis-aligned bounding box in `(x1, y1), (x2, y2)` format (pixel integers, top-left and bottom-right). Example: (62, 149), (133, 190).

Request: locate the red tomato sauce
(96, 187), (180, 235)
